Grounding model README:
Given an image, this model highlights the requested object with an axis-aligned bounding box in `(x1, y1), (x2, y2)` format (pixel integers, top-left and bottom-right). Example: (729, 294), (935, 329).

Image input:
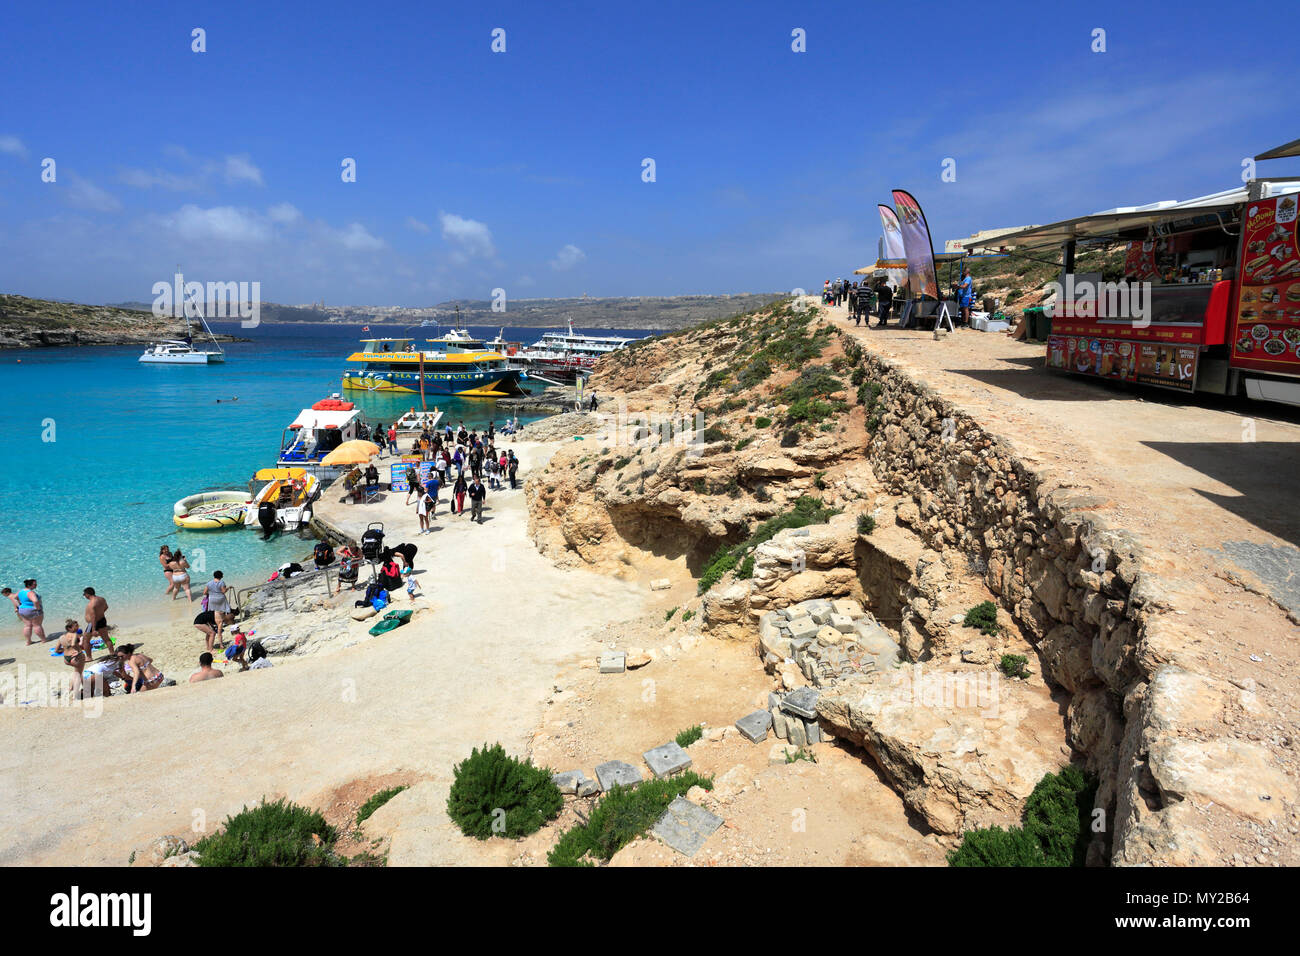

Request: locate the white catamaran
(139, 312), (226, 364)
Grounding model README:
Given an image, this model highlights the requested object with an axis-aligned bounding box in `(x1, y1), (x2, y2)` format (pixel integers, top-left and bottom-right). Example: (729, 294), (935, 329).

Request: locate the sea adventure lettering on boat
(49, 886), (151, 936)
(151, 271), (261, 328)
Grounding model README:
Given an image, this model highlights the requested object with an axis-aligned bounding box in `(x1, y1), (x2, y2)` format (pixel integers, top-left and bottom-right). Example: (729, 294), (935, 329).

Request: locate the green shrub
(614, 456), (631, 470)
(857, 514), (875, 535)
(736, 554), (755, 579)
(547, 772), (714, 866)
(813, 470), (826, 489)
(675, 725), (703, 748)
(999, 654), (1029, 679)
(697, 548), (739, 594)
(665, 607), (677, 621)
(681, 609), (694, 622)
(737, 356), (772, 389)
(850, 367), (867, 386)
(948, 766), (1096, 867)
(446, 743), (563, 840)
(780, 428), (800, 448)
(947, 826), (1047, 867)
(784, 747), (817, 764)
(702, 425), (729, 444)
(195, 798), (342, 867)
(734, 436), (752, 451)
(754, 415), (772, 429)
(356, 786), (408, 826)
(964, 601), (999, 636)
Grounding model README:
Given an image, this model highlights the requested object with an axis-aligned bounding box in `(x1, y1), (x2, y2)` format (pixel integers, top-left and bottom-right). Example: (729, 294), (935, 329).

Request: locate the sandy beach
(0, 436), (648, 866)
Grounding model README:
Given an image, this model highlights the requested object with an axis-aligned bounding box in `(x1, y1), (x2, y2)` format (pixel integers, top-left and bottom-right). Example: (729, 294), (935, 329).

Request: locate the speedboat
(243, 468), (320, 535)
(276, 398), (369, 480)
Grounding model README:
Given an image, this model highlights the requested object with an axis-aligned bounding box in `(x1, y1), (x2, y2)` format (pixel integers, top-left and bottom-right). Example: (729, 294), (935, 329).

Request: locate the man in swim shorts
(82, 587), (114, 656)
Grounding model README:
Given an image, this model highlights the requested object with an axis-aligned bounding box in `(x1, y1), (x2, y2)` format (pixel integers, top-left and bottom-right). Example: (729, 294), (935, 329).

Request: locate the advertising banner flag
(891, 190), (940, 300)
(877, 204), (909, 289)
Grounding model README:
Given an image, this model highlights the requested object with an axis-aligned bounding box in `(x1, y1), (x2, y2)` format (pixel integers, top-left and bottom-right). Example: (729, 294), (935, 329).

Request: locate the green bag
(368, 609), (414, 636)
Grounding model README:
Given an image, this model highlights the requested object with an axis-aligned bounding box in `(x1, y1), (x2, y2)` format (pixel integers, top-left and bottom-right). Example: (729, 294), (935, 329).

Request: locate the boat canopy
(254, 467), (308, 480)
(288, 408), (360, 430)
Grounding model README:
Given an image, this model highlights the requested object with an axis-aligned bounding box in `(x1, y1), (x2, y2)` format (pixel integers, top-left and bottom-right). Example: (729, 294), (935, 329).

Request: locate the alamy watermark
(1046, 274), (1151, 329)
(152, 271), (261, 328)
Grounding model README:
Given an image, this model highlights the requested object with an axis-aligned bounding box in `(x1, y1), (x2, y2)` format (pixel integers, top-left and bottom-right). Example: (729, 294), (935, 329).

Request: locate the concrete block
(816, 625), (843, 646)
(786, 616), (819, 642)
(804, 719), (822, 744)
(786, 717), (807, 748)
(551, 771), (584, 794)
(832, 598), (864, 619)
(735, 709), (773, 743)
(772, 708), (788, 739)
(782, 686), (820, 719)
(594, 760), (642, 792)
(599, 651), (626, 674)
(649, 578), (672, 591)
(576, 778), (600, 798)
(643, 741), (692, 778)
(767, 691), (781, 710)
(829, 613), (856, 633)
(810, 606), (833, 625)
(651, 797), (723, 857)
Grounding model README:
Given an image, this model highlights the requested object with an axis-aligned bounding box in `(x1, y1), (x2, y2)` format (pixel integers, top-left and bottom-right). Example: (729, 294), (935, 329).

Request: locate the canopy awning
(1256, 137), (1300, 161)
(254, 467), (308, 480)
(955, 181), (1300, 253)
(288, 408), (359, 430)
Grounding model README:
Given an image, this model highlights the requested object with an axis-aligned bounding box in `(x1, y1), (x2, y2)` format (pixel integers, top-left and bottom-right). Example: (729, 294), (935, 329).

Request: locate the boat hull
(140, 352), (224, 364)
(341, 367), (526, 397)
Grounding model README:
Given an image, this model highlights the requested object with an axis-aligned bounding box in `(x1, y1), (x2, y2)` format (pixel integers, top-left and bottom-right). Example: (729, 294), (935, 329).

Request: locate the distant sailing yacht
(138, 301), (226, 364)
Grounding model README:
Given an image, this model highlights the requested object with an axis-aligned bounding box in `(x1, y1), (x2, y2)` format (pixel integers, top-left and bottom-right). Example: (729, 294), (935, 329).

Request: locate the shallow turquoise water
(0, 323), (633, 620)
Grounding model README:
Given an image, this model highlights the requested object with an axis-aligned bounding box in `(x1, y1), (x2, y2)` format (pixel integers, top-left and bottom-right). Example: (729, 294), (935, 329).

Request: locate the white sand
(0, 438), (647, 865)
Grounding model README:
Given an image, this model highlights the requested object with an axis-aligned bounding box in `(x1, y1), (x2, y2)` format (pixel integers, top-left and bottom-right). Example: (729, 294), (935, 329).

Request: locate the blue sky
(1, 0), (1297, 306)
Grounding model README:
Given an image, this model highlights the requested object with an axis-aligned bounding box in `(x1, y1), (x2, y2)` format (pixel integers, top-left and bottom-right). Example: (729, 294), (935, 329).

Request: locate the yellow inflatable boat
(173, 491), (253, 530)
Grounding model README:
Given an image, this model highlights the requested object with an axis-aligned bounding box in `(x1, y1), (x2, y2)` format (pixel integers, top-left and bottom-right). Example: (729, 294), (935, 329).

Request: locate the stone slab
(782, 686), (821, 719)
(829, 613), (856, 633)
(594, 760), (643, 792)
(786, 717), (808, 748)
(804, 718), (823, 744)
(651, 797), (724, 857)
(786, 617), (819, 641)
(599, 651), (626, 674)
(643, 741), (692, 778)
(735, 709), (773, 742)
(551, 770), (585, 794)
(772, 708), (788, 739)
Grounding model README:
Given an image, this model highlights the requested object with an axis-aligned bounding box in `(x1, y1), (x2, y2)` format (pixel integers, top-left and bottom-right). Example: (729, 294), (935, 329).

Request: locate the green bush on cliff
(547, 772), (714, 866)
(964, 600), (999, 636)
(195, 798), (342, 867)
(446, 743), (563, 840)
(697, 496), (841, 594)
(947, 766), (1096, 867)
(754, 416), (772, 429)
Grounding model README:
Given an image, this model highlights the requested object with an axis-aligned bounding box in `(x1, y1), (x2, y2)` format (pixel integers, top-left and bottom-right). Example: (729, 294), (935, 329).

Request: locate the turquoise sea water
(0, 323), (647, 622)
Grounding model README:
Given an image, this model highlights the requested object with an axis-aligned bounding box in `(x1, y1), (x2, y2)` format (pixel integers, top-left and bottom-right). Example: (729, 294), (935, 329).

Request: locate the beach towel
(367, 609), (413, 636)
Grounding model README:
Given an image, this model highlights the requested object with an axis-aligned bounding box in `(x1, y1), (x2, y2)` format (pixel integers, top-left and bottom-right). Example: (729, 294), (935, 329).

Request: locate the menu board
(1047, 334), (1198, 391)
(1232, 194), (1300, 372)
(388, 458), (430, 493)
(1123, 240), (1160, 280)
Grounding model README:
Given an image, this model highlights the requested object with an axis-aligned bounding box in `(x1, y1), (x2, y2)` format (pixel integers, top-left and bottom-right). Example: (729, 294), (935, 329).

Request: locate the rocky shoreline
(0, 294), (248, 350)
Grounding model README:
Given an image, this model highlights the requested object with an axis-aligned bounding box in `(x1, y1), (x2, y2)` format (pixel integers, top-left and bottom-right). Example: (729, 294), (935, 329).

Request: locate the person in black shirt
(468, 478), (486, 523)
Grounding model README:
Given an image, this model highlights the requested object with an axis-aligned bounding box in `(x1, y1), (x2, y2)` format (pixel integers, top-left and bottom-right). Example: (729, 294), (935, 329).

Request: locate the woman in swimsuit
(16, 579), (46, 644)
(204, 572), (231, 646)
(160, 546), (175, 597)
(193, 608), (219, 652)
(117, 644), (164, 693)
(168, 550), (193, 602)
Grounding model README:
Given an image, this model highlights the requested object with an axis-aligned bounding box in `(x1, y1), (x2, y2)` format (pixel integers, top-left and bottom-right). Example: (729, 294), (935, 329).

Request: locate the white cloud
(405, 216), (431, 233)
(439, 211), (495, 258)
(118, 167), (204, 191)
(63, 174), (122, 213)
(159, 204), (271, 243)
(549, 243), (586, 271)
(334, 222), (385, 251)
(223, 154), (264, 186)
(0, 135), (27, 158)
(268, 202), (302, 225)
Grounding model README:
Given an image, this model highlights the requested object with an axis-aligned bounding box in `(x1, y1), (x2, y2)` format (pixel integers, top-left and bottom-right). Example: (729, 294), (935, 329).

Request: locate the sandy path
(0, 439), (646, 866)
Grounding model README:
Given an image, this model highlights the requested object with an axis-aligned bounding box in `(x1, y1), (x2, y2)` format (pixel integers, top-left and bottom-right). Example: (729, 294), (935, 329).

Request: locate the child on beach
(224, 626), (250, 671)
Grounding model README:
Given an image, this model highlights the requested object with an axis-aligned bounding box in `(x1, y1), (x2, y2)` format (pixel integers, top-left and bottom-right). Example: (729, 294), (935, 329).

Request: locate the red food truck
(959, 145), (1300, 407)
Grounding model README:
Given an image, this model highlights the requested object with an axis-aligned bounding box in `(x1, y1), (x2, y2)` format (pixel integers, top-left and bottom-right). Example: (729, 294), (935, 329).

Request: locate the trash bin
(1022, 306), (1045, 340)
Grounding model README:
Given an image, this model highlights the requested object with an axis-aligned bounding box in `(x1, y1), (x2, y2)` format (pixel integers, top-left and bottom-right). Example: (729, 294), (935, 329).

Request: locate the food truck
(958, 140), (1300, 407)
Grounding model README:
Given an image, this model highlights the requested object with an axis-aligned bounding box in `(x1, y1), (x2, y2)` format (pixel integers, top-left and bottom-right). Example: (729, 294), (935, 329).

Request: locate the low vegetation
(356, 786), (408, 826)
(999, 654), (1030, 679)
(675, 725), (703, 748)
(194, 798), (342, 867)
(446, 743), (563, 840)
(948, 766), (1097, 867)
(547, 772), (714, 866)
(698, 495), (842, 594)
(964, 600), (1000, 636)
(857, 514), (876, 535)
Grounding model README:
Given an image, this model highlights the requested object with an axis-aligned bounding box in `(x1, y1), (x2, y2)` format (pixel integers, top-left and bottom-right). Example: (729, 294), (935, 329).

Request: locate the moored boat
(172, 490), (251, 529)
(276, 399), (370, 481)
(341, 337), (527, 397)
(243, 467), (320, 535)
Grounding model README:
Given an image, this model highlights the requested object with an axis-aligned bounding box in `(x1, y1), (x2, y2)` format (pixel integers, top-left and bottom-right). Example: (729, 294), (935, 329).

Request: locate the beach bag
(368, 609), (413, 636)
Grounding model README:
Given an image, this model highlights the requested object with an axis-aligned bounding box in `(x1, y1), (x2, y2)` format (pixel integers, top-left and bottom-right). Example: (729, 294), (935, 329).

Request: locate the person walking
(203, 572), (230, 647)
(453, 472), (468, 515)
(468, 476), (486, 523)
(415, 485), (433, 533)
(877, 282), (893, 327)
(507, 450), (519, 490)
(16, 578), (47, 644)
